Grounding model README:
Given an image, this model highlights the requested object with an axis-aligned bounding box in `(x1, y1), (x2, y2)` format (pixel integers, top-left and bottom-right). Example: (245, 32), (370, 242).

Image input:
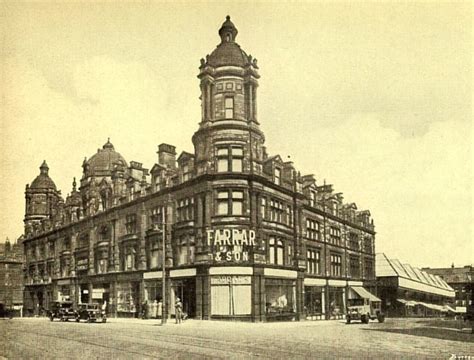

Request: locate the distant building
(22, 16), (378, 322)
(0, 237), (24, 317)
(376, 253), (454, 317)
(423, 264), (473, 313)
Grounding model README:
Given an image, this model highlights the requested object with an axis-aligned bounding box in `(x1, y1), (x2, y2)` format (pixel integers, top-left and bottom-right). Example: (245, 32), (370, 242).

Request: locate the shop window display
(116, 282), (139, 314)
(211, 276), (251, 316)
(265, 279), (296, 316)
(304, 286), (323, 318)
(328, 288), (345, 319)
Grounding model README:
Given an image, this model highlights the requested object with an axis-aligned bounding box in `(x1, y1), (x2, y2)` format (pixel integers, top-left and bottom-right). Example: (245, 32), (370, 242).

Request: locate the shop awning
(397, 299), (417, 307)
(444, 305), (456, 313)
(350, 287), (381, 302)
(455, 306), (466, 314)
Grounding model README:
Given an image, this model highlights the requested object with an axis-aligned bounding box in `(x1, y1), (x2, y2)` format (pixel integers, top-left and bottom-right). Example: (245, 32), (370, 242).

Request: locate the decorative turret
(24, 161), (63, 237)
(193, 16), (265, 176)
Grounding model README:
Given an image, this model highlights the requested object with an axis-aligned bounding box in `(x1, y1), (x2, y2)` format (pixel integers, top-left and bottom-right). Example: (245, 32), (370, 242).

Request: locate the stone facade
(22, 16), (376, 321)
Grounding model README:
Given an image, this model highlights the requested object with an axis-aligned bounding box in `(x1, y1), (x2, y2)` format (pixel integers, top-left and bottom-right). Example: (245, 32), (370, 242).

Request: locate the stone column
(248, 83), (253, 120)
(138, 205), (147, 270)
(88, 227), (96, 275)
(252, 84), (257, 121)
(70, 233), (77, 277)
(206, 83), (211, 121)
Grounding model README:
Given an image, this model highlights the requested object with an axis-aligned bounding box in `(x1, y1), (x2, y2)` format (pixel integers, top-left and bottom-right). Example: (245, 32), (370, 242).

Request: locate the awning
(444, 305), (456, 313)
(350, 287), (381, 302)
(455, 306), (466, 314)
(397, 299), (417, 307)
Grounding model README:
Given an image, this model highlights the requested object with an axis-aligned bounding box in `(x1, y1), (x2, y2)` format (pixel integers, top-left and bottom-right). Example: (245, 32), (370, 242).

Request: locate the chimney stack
(157, 143), (177, 169)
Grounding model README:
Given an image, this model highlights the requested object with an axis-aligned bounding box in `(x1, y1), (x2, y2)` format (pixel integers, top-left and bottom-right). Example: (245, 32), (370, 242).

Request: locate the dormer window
(225, 97), (234, 119)
(275, 168), (281, 186)
(310, 190), (317, 207)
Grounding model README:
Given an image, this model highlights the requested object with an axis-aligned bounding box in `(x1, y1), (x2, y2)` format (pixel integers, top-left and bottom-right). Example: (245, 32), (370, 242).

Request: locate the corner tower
(192, 16), (265, 176)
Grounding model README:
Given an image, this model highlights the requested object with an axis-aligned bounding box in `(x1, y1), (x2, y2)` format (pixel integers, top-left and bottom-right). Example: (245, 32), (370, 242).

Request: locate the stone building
(0, 237), (24, 317)
(22, 16), (377, 321)
(423, 264), (473, 314)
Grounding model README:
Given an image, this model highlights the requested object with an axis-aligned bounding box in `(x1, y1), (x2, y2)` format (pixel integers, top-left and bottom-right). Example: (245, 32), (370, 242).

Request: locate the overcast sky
(1, 2), (472, 268)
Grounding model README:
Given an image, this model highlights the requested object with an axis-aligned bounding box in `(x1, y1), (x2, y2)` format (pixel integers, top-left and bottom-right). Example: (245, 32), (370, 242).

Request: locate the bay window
(216, 190), (244, 216)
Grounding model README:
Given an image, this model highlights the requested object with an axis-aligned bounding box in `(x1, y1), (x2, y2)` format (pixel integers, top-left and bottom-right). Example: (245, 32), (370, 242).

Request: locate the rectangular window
(330, 253), (342, 277)
(260, 197), (266, 219)
(275, 168), (281, 185)
(177, 198), (194, 222)
(349, 256), (360, 278)
(364, 237), (373, 253)
(225, 97), (234, 119)
(268, 237), (285, 265)
(307, 248), (321, 274)
(182, 164), (191, 182)
(265, 279), (296, 315)
(150, 207), (163, 229)
(364, 259), (374, 279)
(286, 205), (293, 226)
(125, 214), (137, 235)
(349, 233), (359, 250)
(306, 219), (321, 240)
(329, 227), (341, 246)
(270, 199), (284, 223)
(216, 146), (243, 173)
(216, 190), (244, 216)
(310, 190), (317, 207)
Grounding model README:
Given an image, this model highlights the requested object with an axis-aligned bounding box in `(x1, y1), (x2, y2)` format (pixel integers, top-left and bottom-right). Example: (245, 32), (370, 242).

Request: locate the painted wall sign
(207, 228), (256, 262)
(211, 275), (251, 285)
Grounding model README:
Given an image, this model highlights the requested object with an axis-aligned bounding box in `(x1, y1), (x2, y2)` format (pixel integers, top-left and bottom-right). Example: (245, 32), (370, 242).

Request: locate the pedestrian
(175, 297), (183, 324)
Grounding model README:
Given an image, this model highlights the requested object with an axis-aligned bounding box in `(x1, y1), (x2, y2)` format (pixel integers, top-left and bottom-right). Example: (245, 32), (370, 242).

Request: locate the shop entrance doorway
(172, 278), (196, 318)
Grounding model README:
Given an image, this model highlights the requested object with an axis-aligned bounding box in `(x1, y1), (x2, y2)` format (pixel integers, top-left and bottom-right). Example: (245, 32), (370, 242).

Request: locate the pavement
(1, 317), (473, 359)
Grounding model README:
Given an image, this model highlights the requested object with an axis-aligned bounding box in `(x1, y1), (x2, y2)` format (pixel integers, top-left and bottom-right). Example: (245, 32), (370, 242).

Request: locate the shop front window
(116, 282), (139, 314)
(304, 286), (323, 317)
(211, 276), (251, 316)
(328, 288), (345, 319)
(265, 279), (296, 316)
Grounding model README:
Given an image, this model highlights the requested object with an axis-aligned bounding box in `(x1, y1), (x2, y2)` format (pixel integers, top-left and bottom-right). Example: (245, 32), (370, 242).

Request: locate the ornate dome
(83, 139), (127, 177)
(30, 161), (57, 190)
(207, 16), (250, 68)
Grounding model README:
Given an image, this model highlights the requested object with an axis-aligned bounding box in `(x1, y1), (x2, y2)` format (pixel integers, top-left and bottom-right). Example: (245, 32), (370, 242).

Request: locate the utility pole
(161, 204), (167, 325)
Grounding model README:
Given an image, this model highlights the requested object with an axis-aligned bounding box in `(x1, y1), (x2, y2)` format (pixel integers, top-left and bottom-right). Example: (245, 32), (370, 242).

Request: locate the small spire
(103, 138), (114, 150)
(72, 177), (77, 192)
(40, 160), (49, 175)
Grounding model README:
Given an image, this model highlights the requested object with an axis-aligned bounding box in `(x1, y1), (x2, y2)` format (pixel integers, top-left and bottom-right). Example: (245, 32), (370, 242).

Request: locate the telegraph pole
(161, 204), (167, 325)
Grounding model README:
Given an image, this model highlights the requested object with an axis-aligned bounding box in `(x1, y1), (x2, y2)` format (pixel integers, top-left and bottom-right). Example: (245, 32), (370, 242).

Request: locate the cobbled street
(1, 317), (472, 359)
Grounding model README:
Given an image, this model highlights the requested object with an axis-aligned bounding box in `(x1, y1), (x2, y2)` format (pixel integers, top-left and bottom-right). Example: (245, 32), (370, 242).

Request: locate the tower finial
(72, 177), (77, 191)
(219, 15), (238, 43)
(40, 160), (49, 174)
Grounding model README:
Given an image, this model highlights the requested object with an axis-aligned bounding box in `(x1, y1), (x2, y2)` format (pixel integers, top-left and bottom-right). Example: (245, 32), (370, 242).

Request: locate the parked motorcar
(75, 303), (106, 323)
(49, 300), (76, 322)
(346, 298), (385, 324)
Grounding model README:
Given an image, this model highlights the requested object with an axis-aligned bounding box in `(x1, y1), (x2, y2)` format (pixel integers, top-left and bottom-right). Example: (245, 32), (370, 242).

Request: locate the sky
(1, 1), (472, 268)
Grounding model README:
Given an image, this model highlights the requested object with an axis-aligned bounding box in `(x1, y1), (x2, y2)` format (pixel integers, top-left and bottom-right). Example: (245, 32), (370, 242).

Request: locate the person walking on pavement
(175, 297), (183, 324)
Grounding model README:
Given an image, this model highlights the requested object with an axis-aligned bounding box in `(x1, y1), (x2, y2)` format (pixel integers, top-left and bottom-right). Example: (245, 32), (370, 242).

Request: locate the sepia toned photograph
(0, 1), (472, 359)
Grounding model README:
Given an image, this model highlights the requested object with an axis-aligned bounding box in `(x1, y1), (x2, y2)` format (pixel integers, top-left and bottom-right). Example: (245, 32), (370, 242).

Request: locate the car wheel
(50, 316), (54, 321)
(360, 314), (367, 324)
(76, 317), (80, 322)
(377, 314), (385, 323)
(346, 316), (351, 324)
(103, 318), (107, 323)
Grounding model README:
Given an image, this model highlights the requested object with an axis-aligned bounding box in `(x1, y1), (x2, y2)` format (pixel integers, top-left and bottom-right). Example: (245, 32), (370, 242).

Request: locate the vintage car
(75, 303), (107, 323)
(49, 300), (76, 322)
(346, 297), (385, 324)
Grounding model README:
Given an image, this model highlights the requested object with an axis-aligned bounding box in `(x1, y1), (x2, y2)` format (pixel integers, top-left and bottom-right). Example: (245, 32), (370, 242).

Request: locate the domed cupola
(193, 16), (265, 177)
(206, 16), (250, 68)
(82, 139), (127, 179)
(30, 161), (57, 190)
(24, 161), (63, 237)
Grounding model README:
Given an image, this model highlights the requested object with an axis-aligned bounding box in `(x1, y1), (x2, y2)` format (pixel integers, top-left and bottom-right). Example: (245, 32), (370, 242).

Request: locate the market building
(22, 16), (377, 322)
(423, 264), (473, 315)
(0, 237), (24, 317)
(376, 253), (455, 317)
